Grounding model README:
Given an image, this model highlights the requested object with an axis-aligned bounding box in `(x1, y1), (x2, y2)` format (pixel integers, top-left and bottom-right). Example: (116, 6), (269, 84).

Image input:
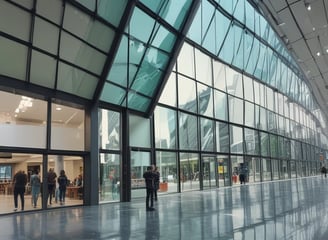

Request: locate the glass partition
(99, 153), (121, 202)
(0, 91), (47, 149)
(51, 103), (85, 151)
(47, 155), (84, 208)
(131, 151), (150, 199)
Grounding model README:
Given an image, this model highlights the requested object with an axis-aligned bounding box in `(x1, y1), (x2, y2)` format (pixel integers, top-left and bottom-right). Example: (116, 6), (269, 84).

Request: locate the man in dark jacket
(143, 166), (155, 211)
(13, 170), (27, 211)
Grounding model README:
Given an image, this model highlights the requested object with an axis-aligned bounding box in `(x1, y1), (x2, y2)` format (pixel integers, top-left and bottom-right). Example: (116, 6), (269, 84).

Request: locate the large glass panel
(60, 32), (107, 75)
(280, 160), (289, 179)
(213, 61), (226, 91)
(51, 103), (84, 151)
(155, 151), (177, 193)
(198, 83), (213, 117)
(231, 156), (244, 185)
(99, 109), (120, 150)
(266, 88), (274, 111)
(259, 107), (267, 131)
(129, 115), (151, 148)
(0, 36), (27, 81)
(195, 49), (212, 86)
(0, 1), (31, 41)
(244, 101), (255, 127)
(131, 52), (167, 96)
(154, 106), (177, 149)
(219, 24), (243, 65)
(48, 155), (84, 208)
(100, 83), (126, 105)
(180, 152), (199, 191)
(271, 159), (279, 180)
(270, 134), (278, 158)
(245, 128), (259, 155)
(226, 68), (243, 98)
(30, 50), (56, 89)
(215, 11), (231, 55)
(178, 75), (197, 113)
(200, 118), (214, 152)
(99, 153), (121, 202)
(63, 4), (114, 52)
(57, 62), (98, 99)
(140, 0), (192, 30)
(98, 0), (127, 27)
(214, 90), (228, 121)
(131, 151), (150, 199)
(0, 153), (44, 214)
(177, 43), (195, 78)
(159, 73), (177, 107)
(245, 156), (258, 183)
(33, 17), (59, 55)
(127, 92), (151, 112)
(36, 0), (63, 24)
(129, 8), (155, 44)
(217, 155), (230, 187)
(216, 121), (229, 153)
(202, 155), (217, 189)
(230, 125), (243, 154)
(262, 158), (271, 181)
(243, 76), (253, 102)
(179, 112), (198, 151)
(260, 132), (270, 157)
(267, 111), (277, 133)
(0, 91), (47, 149)
(228, 96), (243, 125)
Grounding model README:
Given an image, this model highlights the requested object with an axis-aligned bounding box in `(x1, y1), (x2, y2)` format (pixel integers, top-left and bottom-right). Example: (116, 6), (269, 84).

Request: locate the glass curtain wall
(154, 40), (322, 191)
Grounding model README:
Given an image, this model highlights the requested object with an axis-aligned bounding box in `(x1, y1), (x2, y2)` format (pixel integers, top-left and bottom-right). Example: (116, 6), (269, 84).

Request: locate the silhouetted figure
(47, 168), (57, 205)
(143, 166), (155, 211)
(13, 170), (27, 211)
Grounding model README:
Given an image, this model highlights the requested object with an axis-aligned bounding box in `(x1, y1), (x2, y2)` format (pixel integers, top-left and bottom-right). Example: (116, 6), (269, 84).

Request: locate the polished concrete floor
(0, 176), (327, 240)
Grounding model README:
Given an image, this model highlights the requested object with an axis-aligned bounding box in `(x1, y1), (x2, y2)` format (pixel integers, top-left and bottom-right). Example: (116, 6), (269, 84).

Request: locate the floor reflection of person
(13, 170), (27, 211)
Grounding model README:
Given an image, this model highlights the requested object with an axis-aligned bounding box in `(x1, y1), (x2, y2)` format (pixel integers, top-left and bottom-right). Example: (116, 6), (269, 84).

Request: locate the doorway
(202, 155), (217, 189)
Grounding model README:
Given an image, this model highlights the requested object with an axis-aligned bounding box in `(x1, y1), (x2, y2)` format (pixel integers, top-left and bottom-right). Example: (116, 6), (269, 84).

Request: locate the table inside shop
(66, 186), (81, 199)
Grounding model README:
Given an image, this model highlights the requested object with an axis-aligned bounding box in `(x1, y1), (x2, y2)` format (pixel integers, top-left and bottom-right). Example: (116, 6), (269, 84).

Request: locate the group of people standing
(143, 165), (160, 211)
(12, 168), (69, 211)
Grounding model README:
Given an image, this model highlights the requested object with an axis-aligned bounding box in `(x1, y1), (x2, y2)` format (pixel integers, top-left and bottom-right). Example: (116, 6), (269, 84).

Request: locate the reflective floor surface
(0, 176), (327, 240)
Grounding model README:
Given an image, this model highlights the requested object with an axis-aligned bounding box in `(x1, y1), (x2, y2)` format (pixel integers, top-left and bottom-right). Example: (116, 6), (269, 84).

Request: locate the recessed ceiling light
(305, 3), (311, 11)
(56, 107), (62, 111)
(313, 27), (316, 31)
(317, 52), (321, 56)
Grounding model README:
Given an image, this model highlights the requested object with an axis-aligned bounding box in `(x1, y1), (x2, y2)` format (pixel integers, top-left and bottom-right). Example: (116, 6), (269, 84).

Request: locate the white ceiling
(258, 0), (328, 117)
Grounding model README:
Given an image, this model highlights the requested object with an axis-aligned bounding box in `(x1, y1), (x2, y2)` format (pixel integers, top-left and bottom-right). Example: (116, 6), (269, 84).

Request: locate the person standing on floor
(47, 168), (57, 205)
(153, 166), (160, 201)
(57, 170), (68, 205)
(30, 170), (41, 208)
(143, 166), (155, 211)
(13, 170), (27, 211)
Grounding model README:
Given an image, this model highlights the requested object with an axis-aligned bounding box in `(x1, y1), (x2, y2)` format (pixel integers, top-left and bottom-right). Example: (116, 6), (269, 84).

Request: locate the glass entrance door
(131, 151), (151, 199)
(202, 155), (217, 189)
